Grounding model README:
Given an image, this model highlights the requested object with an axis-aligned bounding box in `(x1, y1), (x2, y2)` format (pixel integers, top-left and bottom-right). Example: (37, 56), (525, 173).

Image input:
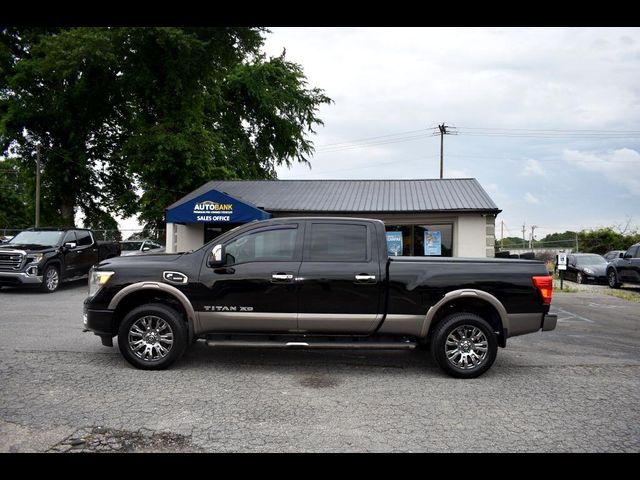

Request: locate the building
(164, 178), (500, 257)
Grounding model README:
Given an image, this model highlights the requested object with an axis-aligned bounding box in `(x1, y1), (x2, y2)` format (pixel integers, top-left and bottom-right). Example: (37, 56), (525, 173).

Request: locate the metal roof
(167, 179), (500, 213)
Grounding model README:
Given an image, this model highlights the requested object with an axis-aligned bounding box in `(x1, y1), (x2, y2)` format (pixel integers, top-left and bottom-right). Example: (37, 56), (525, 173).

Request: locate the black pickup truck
(0, 228), (121, 293)
(606, 242), (640, 288)
(83, 217), (556, 378)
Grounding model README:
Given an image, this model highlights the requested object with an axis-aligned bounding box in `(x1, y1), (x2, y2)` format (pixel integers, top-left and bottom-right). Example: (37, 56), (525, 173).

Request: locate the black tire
(117, 303), (188, 370)
(607, 269), (621, 289)
(41, 264), (60, 293)
(430, 312), (498, 379)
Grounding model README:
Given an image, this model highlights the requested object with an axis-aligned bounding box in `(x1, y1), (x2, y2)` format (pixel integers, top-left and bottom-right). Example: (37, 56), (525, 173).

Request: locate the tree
(0, 157), (30, 229)
(578, 228), (640, 255)
(535, 231), (577, 249)
(1, 27), (331, 231)
(497, 236), (527, 249)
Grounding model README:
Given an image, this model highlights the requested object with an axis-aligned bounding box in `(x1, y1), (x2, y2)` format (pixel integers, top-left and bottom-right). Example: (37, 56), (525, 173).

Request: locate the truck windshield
(121, 241), (143, 251)
(9, 231), (64, 247)
(576, 255), (607, 266)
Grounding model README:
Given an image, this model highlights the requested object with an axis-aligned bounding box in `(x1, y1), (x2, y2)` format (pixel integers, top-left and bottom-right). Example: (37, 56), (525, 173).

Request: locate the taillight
(532, 275), (553, 305)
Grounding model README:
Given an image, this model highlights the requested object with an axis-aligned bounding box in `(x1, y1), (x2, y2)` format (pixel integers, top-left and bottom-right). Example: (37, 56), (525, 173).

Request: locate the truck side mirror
(624, 252), (632, 259)
(64, 242), (77, 250)
(208, 244), (225, 267)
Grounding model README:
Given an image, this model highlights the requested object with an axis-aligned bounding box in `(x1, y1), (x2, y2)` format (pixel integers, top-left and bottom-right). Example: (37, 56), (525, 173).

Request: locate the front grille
(0, 251), (24, 271)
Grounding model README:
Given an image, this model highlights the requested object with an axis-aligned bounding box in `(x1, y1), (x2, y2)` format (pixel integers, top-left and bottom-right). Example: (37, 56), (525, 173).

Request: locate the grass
(602, 289), (640, 303)
(552, 279), (578, 293)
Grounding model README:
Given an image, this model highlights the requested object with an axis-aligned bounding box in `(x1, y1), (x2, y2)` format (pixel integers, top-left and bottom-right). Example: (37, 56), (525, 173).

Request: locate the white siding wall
(455, 214), (489, 257)
(165, 223), (204, 253)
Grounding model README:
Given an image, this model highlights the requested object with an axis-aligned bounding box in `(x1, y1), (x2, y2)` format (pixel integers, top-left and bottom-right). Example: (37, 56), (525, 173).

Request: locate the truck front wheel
(430, 313), (498, 379)
(41, 264), (60, 293)
(117, 303), (187, 370)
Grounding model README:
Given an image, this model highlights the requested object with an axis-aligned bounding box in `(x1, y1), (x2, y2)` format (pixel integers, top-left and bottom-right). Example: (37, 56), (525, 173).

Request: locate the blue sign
(386, 231), (403, 256)
(424, 230), (441, 256)
(166, 189), (271, 224)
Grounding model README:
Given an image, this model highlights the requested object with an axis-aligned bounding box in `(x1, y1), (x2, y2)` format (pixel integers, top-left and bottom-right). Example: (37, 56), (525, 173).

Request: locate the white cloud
(563, 148), (640, 195)
(522, 158), (546, 176)
(525, 192), (541, 204)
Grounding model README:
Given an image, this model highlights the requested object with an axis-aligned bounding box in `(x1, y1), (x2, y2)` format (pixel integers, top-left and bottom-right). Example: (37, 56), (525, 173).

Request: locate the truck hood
(0, 244), (57, 254)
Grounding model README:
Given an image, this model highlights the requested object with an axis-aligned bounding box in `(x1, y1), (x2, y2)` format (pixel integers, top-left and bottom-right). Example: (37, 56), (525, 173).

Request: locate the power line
(315, 128), (433, 149)
(281, 154), (440, 177)
(455, 126), (640, 133)
(315, 132), (439, 154)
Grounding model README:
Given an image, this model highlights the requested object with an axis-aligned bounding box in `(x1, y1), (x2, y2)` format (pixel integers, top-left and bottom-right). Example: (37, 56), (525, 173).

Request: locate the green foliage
(1, 27), (332, 230)
(578, 228), (640, 255)
(498, 236), (526, 249)
(536, 231), (577, 249)
(0, 157), (30, 228)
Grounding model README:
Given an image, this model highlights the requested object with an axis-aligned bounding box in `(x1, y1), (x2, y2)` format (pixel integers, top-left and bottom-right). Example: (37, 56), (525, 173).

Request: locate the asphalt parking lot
(0, 281), (639, 452)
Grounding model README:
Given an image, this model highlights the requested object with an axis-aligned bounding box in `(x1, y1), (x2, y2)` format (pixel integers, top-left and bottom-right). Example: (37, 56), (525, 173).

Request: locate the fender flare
(108, 282), (197, 341)
(43, 258), (63, 276)
(420, 289), (510, 338)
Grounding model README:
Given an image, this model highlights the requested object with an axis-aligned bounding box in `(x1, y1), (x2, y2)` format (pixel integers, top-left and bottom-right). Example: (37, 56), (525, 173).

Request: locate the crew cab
(607, 242), (640, 288)
(83, 217), (556, 378)
(0, 228), (121, 292)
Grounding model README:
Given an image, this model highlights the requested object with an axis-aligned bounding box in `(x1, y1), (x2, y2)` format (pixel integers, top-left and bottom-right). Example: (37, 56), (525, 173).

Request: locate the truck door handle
(271, 273), (294, 282)
(355, 274), (376, 283)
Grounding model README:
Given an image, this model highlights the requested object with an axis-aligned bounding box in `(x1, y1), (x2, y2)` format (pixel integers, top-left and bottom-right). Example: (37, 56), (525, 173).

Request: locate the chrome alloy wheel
(445, 325), (489, 370)
(128, 315), (174, 361)
(45, 267), (59, 291)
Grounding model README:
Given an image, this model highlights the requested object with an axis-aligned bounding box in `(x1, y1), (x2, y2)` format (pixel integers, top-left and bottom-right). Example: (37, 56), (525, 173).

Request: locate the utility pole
(575, 232), (579, 253)
(530, 225), (538, 250)
(500, 220), (504, 250)
(522, 223), (526, 249)
(437, 123), (457, 179)
(35, 144), (41, 228)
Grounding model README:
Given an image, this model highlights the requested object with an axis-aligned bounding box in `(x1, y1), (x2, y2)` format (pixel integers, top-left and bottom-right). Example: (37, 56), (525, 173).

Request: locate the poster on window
(424, 230), (441, 256)
(386, 231), (403, 256)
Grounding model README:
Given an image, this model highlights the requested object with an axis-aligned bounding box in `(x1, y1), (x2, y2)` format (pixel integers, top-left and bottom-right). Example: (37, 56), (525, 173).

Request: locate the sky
(255, 27), (640, 242)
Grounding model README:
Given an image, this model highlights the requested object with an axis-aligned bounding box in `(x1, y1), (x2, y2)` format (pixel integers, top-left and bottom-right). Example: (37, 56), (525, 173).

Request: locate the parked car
(84, 217), (556, 379)
(565, 253), (608, 284)
(606, 242), (640, 288)
(604, 250), (625, 262)
(120, 239), (165, 256)
(0, 228), (121, 292)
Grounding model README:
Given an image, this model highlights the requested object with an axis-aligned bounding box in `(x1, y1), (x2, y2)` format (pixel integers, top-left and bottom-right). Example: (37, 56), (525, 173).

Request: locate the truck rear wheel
(430, 312), (498, 379)
(117, 303), (187, 370)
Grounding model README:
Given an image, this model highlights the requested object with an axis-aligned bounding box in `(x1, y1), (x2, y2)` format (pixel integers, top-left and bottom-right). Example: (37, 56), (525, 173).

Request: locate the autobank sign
(193, 200), (234, 222)
(166, 189), (271, 224)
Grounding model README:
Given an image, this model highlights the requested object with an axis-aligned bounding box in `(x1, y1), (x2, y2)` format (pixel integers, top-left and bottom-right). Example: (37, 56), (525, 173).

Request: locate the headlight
(27, 253), (44, 264)
(88, 269), (115, 297)
(583, 268), (594, 275)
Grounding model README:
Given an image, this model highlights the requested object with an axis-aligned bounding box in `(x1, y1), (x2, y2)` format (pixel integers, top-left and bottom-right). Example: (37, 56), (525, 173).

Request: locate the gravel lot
(0, 280), (639, 452)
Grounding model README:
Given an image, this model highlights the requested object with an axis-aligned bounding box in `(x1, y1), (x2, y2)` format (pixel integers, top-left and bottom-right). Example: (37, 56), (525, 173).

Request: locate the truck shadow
(0, 278), (87, 294)
(179, 341), (439, 374)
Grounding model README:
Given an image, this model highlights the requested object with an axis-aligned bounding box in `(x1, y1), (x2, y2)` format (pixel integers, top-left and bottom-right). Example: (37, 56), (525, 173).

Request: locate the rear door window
(306, 223), (368, 262)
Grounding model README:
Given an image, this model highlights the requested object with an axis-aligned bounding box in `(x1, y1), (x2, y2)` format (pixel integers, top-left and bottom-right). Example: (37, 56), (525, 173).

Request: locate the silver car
(120, 239), (165, 256)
